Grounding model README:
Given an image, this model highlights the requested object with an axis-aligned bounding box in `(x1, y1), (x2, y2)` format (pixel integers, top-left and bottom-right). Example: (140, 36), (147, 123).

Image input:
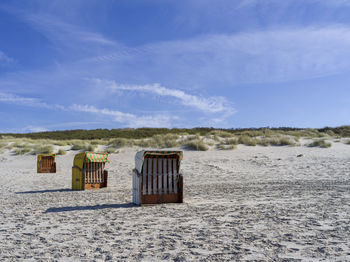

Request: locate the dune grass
(209, 130), (233, 138)
(70, 141), (96, 151)
(14, 147), (32, 155)
(259, 136), (297, 146)
(57, 149), (67, 155)
(217, 137), (238, 150)
(184, 139), (209, 151)
(217, 144), (236, 150)
(238, 135), (257, 146)
(32, 145), (54, 155)
(308, 139), (332, 148)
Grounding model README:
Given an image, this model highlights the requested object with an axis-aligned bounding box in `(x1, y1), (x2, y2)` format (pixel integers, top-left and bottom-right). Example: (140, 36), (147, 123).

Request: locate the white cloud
(141, 25), (350, 83)
(237, 0), (350, 8)
(24, 13), (117, 56)
(91, 78), (235, 114)
(0, 92), (64, 110)
(70, 104), (175, 127)
(0, 92), (177, 128)
(0, 51), (14, 64)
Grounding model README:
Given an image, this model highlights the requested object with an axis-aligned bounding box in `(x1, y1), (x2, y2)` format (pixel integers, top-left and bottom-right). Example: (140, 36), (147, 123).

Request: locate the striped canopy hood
(135, 150), (183, 174)
(73, 152), (109, 169)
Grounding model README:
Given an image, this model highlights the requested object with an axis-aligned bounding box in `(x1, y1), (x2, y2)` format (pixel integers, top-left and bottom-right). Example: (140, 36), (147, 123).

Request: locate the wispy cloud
(0, 92), (176, 128)
(81, 26), (350, 85)
(27, 14), (116, 46)
(91, 78), (235, 114)
(0, 51), (15, 64)
(0, 92), (64, 110)
(70, 104), (175, 127)
(237, 0), (350, 8)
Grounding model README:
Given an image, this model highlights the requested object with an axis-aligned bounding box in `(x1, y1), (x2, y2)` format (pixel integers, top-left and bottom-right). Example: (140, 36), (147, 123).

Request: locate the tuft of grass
(57, 149), (66, 155)
(238, 135), (257, 146)
(224, 138), (238, 145)
(71, 143), (85, 150)
(32, 145), (54, 155)
(209, 130), (233, 138)
(184, 139), (209, 151)
(217, 144), (236, 150)
(217, 137), (238, 150)
(308, 139), (332, 148)
(268, 137), (296, 146)
(14, 147), (32, 155)
(85, 144), (96, 152)
(53, 140), (69, 146)
(257, 139), (270, 147)
(108, 138), (133, 148)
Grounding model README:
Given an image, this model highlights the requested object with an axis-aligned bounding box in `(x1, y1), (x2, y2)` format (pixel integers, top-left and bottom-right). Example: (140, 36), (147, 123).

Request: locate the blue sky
(1, 0), (350, 132)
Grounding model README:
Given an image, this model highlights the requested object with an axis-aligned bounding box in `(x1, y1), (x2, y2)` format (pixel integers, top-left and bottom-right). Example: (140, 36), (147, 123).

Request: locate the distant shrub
(85, 144), (96, 152)
(209, 130), (233, 138)
(108, 138), (133, 148)
(134, 139), (153, 148)
(270, 137), (296, 146)
(14, 147), (31, 155)
(150, 134), (179, 148)
(224, 138), (238, 145)
(217, 137), (238, 150)
(257, 139), (270, 147)
(184, 139), (209, 151)
(57, 149), (66, 155)
(238, 135), (257, 146)
(345, 140), (350, 145)
(308, 139), (332, 148)
(33, 145), (54, 154)
(217, 144), (236, 150)
(71, 143), (85, 150)
(53, 140), (69, 146)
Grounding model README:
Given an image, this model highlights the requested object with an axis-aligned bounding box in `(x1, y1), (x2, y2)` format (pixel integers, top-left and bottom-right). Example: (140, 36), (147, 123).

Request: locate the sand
(0, 142), (350, 261)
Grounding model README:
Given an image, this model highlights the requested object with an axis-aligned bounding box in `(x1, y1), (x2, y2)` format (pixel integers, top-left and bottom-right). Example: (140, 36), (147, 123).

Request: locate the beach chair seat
(132, 150), (183, 205)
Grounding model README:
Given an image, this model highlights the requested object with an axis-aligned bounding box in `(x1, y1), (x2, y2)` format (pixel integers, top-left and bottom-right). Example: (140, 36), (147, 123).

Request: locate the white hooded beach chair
(132, 150), (183, 205)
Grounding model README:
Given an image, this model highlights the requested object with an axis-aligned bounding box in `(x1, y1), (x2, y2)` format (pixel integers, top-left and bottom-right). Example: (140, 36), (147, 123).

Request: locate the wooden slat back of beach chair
(83, 162), (104, 184)
(141, 156), (179, 195)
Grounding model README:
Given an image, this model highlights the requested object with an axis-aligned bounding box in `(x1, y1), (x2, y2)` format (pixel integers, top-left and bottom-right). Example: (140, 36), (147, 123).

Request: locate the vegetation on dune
(14, 147), (32, 155)
(0, 126), (348, 153)
(308, 139), (332, 148)
(217, 137), (238, 150)
(238, 135), (257, 146)
(1, 126), (349, 140)
(32, 145), (54, 155)
(217, 144), (236, 150)
(259, 136), (297, 146)
(183, 139), (209, 151)
(57, 149), (66, 155)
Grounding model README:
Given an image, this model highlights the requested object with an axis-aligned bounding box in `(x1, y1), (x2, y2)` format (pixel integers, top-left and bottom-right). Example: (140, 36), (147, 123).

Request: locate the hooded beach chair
(132, 150), (183, 205)
(72, 152), (109, 190)
(37, 153), (56, 173)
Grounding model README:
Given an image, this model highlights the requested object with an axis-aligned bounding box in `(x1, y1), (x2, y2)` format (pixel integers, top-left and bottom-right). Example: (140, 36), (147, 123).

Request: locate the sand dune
(0, 143), (349, 261)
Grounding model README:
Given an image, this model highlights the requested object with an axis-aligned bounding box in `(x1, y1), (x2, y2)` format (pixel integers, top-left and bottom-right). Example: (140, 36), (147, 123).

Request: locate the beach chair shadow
(16, 189), (72, 194)
(45, 203), (136, 213)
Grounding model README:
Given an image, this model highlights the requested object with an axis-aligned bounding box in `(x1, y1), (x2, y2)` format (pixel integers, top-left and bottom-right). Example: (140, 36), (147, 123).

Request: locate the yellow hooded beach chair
(72, 152), (109, 190)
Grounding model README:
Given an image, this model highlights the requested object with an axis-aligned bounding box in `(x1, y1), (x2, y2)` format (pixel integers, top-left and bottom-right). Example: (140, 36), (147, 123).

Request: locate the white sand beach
(0, 142), (350, 261)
